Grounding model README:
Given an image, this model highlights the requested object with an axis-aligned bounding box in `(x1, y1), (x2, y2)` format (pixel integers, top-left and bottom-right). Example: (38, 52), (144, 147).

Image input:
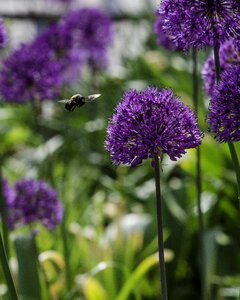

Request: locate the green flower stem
(228, 141), (240, 204)
(154, 155), (168, 300)
(0, 232), (18, 300)
(213, 45), (240, 205)
(213, 44), (220, 81)
(192, 49), (207, 300)
(60, 211), (71, 291)
(0, 165), (9, 257)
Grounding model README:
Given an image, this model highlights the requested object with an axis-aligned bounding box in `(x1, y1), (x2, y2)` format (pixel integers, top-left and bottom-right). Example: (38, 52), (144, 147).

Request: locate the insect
(58, 93), (101, 112)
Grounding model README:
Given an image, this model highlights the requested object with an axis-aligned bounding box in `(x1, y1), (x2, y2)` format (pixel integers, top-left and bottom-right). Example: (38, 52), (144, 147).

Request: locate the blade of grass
(14, 233), (41, 300)
(0, 166), (9, 257)
(115, 253), (159, 300)
(0, 232), (18, 300)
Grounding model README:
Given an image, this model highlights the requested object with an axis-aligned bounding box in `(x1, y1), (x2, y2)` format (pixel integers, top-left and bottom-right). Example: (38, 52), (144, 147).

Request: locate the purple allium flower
(105, 87), (203, 167)
(208, 65), (240, 143)
(202, 39), (240, 97)
(158, 0), (240, 51)
(154, 11), (179, 51)
(35, 22), (83, 85)
(3, 179), (63, 230)
(0, 42), (62, 103)
(0, 18), (7, 47)
(63, 8), (113, 69)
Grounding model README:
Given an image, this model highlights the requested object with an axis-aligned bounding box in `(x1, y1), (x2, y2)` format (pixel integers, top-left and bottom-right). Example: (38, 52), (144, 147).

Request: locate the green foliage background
(0, 8), (240, 300)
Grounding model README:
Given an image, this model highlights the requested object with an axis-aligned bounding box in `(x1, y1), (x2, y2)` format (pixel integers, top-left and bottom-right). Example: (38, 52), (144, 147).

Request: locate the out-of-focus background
(0, 1), (240, 300)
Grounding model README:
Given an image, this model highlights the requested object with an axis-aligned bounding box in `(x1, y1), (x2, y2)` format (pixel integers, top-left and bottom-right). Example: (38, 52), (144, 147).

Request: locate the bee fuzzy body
(58, 93), (101, 112)
(65, 94), (85, 112)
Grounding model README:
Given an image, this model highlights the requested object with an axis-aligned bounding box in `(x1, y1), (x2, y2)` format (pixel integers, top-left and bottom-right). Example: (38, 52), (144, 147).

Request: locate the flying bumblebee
(58, 94), (101, 112)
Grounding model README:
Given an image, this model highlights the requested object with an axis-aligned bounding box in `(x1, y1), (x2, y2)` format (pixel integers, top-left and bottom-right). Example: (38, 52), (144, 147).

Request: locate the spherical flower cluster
(35, 22), (83, 84)
(208, 65), (240, 143)
(0, 18), (7, 47)
(2, 179), (63, 230)
(158, 0), (240, 51)
(63, 8), (113, 69)
(154, 11), (179, 51)
(202, 40), (240, 97)
(0, 42), (62, 103)
(105, 87), (203, 167)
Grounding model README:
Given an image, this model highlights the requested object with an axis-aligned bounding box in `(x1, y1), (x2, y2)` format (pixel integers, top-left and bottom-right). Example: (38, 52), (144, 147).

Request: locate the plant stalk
(60, 211), (71, 290)
(154, 155), (168, 300)
(0, 166), (9, 257)
(0, 232), (18, 299)
(228, 141), (240, 205)
(192, 48), (207, 300)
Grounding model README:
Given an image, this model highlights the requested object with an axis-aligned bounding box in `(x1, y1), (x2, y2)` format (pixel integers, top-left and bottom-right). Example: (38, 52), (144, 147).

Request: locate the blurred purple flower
(202, 39), (240, 97)
(0, 42), (62, 103)
(0, 18), (7, 47)
(63, 8), (113, 69)
(105, 87), (203, 167)
(35, 22), (83, 85)
(208, 65), (240, 143)
(3, 179), (63, 230)
(158, 0), (240, 51)
(154, 10), (179, 51)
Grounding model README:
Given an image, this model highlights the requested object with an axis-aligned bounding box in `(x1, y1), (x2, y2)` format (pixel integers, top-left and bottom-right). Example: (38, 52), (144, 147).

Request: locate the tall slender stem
(0, 232), (18, 300)
(60, 211), (71, 290)
(213, 44), (220, 82)
(192, 49), (207, 300)
(213, 45), (240, 205)
(154, 155), (168, 300)
(228, 141), (240, 204)
(0, 164), (9, 257)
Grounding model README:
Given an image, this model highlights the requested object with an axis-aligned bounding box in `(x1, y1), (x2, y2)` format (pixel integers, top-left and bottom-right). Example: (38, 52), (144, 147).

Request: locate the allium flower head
(3, 179), (63, 230)
(154, 10), (180, 51)
(105, 87), (203, 167)
(63, 8), (113, 69)
(202, 39), (240, 97)
(208, 65), (240, 143)
(159, 0), (240, 50)
(0, 42), (62, 103)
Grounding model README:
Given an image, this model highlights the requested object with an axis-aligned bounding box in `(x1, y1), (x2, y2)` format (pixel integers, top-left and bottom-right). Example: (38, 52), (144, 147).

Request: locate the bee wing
(84, 94), (101, 102)
(58, 100), (69, 103)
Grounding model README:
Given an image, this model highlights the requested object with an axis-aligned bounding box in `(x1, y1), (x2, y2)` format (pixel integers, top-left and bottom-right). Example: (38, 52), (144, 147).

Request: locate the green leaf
(116, 253), (159, 300)
(81, 276), (109, 300)
(14, 234), (41, 300)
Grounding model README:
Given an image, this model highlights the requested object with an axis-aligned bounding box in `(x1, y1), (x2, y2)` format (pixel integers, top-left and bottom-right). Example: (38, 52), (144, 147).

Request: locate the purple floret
(154, 10), (180, 51)
(105, 87), (203, 167)
(208, 65), (240, 143)
(0, 42), (62, 103)
(202, 39), (240, 97)
(63, 8), (113, 69)
(158, 0), (240, 51)
(2, 179), (63, 230)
